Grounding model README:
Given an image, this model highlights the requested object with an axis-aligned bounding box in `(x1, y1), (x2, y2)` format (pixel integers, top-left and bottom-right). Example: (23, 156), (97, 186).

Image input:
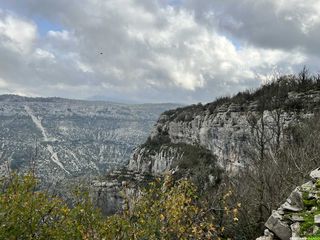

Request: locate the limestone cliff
(91, 170), (154, 215)
(129, 90), (320, 175)
(95, 79), (320, 217)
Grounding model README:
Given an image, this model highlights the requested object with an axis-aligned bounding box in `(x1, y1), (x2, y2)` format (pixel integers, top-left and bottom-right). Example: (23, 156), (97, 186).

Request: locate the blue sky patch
(33, 17), (63, 36)
(227, 35), (242, 51)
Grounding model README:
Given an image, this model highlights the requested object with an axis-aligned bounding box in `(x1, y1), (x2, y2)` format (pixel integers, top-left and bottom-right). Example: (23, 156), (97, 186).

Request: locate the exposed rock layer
(91, 170), (153, 215)
(129, 90), (320, 174)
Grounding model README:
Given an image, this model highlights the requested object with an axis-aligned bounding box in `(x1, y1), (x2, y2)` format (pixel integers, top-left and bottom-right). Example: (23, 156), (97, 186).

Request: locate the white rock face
(314, 215), (320, 224)
(129, 90), (320, 175)
(129, 145), (181, 174)
(90, 170), (151, 215)
(256, 229), (274, 240)
(130, 107), (298, 174)
(310, 167), (320, 181)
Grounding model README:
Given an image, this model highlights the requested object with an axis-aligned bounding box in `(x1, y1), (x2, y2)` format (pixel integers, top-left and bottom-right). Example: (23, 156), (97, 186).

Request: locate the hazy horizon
(0, 92), (187, 105)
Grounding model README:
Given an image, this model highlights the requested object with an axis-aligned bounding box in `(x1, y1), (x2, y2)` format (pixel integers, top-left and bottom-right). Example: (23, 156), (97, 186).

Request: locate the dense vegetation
(0, 171), (240, 239)
(141, 132), (223, 195)
(0, 173), (104, 239)
(104, 175), (236, 239)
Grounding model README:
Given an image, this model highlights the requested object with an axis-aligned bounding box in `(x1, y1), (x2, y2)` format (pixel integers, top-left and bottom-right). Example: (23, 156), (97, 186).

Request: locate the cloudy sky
(0, 0), (319, 103)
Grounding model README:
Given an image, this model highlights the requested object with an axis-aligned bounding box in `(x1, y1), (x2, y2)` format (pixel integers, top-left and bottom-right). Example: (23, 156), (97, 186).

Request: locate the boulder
(310, 168), (320, 181)
(256, 168), (320, 240)
(281, 189), (304, 212)
(290, 215), (304, 222)
(256, 229), (274, 240)
(314, 214), (320, 224)
(290, 222), (300, 237)
(265, 212), (291, 240)
(281, 202), (303, 212)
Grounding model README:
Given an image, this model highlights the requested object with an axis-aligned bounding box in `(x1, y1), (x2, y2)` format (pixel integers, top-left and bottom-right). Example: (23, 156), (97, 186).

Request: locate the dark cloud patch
(183, 0), (320, 56)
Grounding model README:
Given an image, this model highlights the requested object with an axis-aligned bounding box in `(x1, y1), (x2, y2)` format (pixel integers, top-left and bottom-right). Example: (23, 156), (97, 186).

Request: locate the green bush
(104, 175), (233, 240)
(0, 172), (230, 240)
(0, 172), (105, 239)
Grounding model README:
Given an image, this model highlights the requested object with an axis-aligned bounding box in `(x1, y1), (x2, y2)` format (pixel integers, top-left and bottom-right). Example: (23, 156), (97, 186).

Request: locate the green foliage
(0, 172), (231, 240)
(300, 203), (320, 236)
(141, 134), (170, 152)
(0, 172), (104, 240)
(163, 103), (206, 122)
(104, 175), (230, 240)
(298, 189), (320, 238)
(172, 143), (222, 192)
(142, 139), (222, 194)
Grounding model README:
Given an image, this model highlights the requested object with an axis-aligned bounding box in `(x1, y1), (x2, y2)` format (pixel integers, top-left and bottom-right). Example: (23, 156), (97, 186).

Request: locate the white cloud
(0, 12), (37, 54)
(34, 48), (55, 60)
(47, 30), (73, 41)
(0, 77), (7, 88)
(76, 60), (93, 73)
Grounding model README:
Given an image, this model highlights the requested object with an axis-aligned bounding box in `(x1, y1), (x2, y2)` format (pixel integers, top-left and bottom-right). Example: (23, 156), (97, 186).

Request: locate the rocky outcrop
(128, 145), (182, 174)
(129, 90), (320, 175)
(90, 170), (153, 215)
(257, 168), (320, 240)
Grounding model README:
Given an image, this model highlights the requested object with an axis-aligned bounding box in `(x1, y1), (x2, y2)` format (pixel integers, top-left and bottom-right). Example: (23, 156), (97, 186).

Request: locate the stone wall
(257, 168), (320, 240)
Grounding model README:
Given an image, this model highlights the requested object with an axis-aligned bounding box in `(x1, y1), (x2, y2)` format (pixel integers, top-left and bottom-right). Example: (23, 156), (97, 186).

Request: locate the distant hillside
(0, 95), (181, 183)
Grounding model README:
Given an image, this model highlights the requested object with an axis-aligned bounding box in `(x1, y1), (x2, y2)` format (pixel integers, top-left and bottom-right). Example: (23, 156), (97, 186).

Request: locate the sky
(0, 0), (320, 104)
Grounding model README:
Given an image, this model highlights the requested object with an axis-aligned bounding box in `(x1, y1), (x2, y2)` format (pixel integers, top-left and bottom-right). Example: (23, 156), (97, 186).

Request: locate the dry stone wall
(257, 168), (320, 240)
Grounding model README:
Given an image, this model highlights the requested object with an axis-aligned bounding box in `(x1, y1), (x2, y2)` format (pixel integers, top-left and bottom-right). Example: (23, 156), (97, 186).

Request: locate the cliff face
(91, 170), (153, 215)
(96, 83), (320, 216)
(129, 145), (182, 174)
(128, 90), (320, 175)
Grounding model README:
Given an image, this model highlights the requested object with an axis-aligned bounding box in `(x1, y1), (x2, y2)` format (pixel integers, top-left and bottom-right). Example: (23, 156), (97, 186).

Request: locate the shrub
(0, 172), (104, 240)
(0, 172), (232, 240)
(104, 176), (220, 240)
